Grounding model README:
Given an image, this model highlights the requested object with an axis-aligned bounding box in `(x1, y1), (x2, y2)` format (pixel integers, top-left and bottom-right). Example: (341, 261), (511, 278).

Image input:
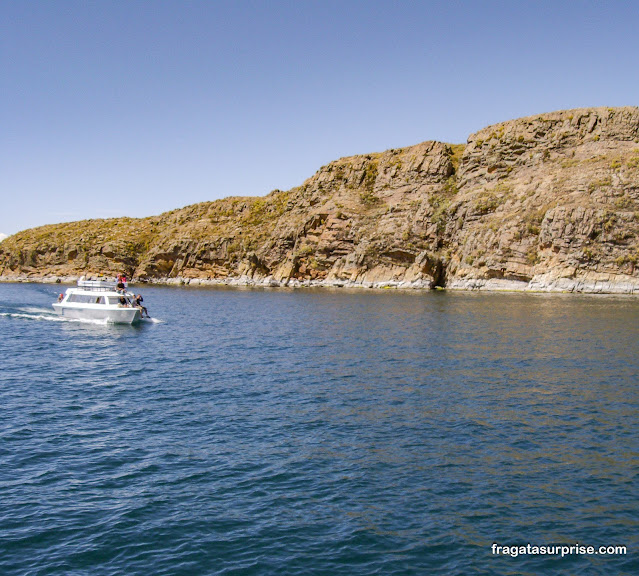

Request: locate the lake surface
(1, 282), (638, 575)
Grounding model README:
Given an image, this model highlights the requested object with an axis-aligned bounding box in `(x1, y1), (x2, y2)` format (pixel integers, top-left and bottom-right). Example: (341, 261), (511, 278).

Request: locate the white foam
(19, 306), (54, 314)
(1, 310), (164, 326)
(0, 311), (110, 325)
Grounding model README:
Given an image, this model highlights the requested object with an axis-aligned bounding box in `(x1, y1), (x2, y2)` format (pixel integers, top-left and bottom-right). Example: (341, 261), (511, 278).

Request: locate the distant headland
(2, 106), (639, 294)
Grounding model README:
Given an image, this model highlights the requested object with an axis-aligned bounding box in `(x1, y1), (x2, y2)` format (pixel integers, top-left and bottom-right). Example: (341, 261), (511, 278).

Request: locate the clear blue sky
(1, 0), (638, 237)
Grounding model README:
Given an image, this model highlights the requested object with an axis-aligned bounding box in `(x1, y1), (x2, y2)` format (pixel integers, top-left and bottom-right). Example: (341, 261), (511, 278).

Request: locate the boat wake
(1, 309), (164, 325)
(19, 306), (54, 315)
(0, 311), (111, 325)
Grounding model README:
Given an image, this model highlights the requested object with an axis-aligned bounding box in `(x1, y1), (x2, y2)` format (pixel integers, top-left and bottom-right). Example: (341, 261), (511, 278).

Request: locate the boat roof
(68, 288), (132, 295)
(77, 280), (117, 291)
(66, 280), (135, 297)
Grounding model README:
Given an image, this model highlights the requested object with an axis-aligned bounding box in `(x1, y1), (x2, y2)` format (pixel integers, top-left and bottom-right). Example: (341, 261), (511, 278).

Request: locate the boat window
(68, 294), (106, 304)
(108, 297), (121, 305)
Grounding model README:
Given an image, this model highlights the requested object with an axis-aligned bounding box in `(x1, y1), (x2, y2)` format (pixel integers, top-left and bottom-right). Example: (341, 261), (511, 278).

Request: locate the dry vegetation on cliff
(2, 106), (639, 293)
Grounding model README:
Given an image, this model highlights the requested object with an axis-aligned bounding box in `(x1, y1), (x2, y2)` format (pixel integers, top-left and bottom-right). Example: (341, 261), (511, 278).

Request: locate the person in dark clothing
(134, 294), (149, 318)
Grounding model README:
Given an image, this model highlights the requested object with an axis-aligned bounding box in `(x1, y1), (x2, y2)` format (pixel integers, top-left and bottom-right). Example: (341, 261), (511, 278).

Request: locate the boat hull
(52, 304), (141, 324)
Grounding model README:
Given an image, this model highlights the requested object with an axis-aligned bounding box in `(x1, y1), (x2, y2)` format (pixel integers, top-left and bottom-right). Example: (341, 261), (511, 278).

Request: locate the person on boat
(57, 293), (64, 302)
(118, 296), (129, 307)
(133, 294), (149, 318)
(116, 274), (126, 293)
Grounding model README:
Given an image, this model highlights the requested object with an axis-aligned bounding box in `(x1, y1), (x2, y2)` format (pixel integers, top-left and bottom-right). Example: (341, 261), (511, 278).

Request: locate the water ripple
(0, 285), (638, 575)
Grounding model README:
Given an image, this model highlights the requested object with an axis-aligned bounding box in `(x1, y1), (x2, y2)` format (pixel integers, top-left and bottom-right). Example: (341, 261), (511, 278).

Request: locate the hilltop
(2, 106), (639, 293)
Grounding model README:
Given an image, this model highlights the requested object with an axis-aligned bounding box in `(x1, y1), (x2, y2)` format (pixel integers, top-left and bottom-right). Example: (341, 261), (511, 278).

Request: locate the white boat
(52, 279), (143, 324)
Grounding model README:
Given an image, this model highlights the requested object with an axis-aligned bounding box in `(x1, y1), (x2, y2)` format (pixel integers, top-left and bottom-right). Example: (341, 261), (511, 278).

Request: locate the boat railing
(77, 280), (119, 292)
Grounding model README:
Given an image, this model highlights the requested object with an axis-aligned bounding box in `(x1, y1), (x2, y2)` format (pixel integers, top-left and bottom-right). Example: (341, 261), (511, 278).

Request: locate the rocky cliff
(2, 106), (639, 293)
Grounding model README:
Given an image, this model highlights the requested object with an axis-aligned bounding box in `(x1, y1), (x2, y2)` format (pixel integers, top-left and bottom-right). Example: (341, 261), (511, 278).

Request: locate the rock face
(447, 107), (639, 292)
(2, 107), (639, 293)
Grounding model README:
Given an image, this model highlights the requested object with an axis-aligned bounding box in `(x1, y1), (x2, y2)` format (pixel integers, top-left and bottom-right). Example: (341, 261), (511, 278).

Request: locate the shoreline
(3, 273), (639, 295)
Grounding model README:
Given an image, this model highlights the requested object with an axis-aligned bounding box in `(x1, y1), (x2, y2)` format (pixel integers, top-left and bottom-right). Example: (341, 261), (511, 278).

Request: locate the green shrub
(359, 190), (379, 205)
(474, 193), (503, 215)
(526, 248), (540, 265)
(363, 160), (378, 191)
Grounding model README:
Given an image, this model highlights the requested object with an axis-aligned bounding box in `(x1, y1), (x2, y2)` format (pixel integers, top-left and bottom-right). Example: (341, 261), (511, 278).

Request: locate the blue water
(1, 283), (638, 575)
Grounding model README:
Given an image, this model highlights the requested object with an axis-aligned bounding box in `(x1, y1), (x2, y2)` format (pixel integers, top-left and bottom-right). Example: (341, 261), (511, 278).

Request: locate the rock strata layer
(3, 107), (639, 293)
